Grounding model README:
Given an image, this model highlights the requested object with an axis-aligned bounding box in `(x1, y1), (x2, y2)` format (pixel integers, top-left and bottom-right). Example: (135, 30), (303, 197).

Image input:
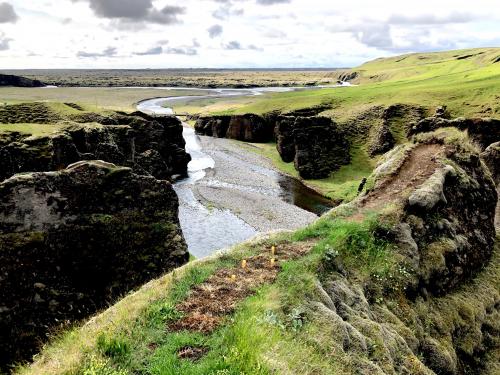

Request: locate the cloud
(72, 0), (185, 25)
(224, 40), (242, 49)
(354, 24), (393, 49)
(0, 32), (11, 51)
(134, 46), (163, 55)
(213, 3), (244, 20)
(208, 24), (223, 38)
(388, 12), (477, 25)
(256, 0), (291, 4)
(77, 46), (118, 58)
(223, 40), (261, 50)
(0, 2), (18, 23)
(164, 46), (197, 55)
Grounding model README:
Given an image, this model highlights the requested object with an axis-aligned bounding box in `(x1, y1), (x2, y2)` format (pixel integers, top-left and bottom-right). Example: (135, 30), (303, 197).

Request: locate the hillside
(353, 47), (500, 84)
(2, 48), (499, 375)
(16, 125), (500, 375)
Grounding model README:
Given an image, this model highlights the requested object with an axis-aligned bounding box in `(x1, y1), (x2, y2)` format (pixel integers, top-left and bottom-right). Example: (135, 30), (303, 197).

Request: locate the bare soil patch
(168, 242), (313, 333)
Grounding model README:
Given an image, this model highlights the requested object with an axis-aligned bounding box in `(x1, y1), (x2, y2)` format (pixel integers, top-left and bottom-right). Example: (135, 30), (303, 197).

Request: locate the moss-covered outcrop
(194, 114), (274, 142)
(409, 116), (500, 150)
(0, 107), (191, 182)
(0, 74), (45, 88)
(0, 161), (188, 370)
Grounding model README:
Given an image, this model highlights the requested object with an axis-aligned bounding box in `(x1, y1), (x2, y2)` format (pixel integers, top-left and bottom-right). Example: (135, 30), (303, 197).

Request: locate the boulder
(0, 161), (188, 369)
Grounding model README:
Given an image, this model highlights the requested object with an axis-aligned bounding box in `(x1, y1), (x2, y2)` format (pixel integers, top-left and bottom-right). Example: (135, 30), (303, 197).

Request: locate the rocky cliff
(15, 125), (499, 375)
(196, 112), (351, 180)
(276, 115), (351, 179)
(0, 161), (188, 370)
(0, 74), (45, 88)
(314, 130), (499, 374)
(409, 116), (500, 150)
(0, 107), (191, 182)
(195, 114), (275, 142)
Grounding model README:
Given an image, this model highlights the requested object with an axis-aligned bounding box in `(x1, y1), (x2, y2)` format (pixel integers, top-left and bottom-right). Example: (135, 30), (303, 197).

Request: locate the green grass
(18, 214), (400, 375)
(0, 123), (70, 136)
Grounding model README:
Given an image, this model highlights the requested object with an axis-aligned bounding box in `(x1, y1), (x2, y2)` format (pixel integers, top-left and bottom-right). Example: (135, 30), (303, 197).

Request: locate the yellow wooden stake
(242, 259), (247, 269)
(271, 245), (276, 255)
(231, 274), (236, 282)
(270, 258), (276, 267)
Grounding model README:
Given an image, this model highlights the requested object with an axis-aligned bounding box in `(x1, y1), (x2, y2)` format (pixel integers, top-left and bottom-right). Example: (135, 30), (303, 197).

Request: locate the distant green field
(1, 69), (345, 88)
(173, 48), (500, 120)
(0, 87), (211, 112)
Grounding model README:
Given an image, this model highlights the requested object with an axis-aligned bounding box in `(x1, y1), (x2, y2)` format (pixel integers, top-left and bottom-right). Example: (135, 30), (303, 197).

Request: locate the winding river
(138, 88), (335, 258)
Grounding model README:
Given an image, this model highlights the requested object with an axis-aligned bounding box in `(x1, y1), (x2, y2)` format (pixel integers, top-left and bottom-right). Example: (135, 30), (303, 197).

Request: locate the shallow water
(138, 89), (335, 257)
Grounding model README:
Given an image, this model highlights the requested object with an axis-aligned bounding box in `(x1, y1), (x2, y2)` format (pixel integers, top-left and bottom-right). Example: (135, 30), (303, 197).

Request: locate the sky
(0, 0), (499, 69)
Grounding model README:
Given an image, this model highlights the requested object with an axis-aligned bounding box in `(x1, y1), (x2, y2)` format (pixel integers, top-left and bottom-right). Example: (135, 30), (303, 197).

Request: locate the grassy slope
(16, 215), (397, 375)
(13, 48), (500, 374)
(18, 207), (500, 375)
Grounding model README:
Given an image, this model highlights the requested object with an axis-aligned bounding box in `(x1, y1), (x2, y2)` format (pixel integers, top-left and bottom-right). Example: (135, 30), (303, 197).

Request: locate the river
(138, 88), (335, 258)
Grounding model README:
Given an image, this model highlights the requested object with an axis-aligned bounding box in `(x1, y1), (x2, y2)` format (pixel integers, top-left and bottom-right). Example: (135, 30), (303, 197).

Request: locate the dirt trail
(169, 242), (313, 333)
(360, 144), (444, 211)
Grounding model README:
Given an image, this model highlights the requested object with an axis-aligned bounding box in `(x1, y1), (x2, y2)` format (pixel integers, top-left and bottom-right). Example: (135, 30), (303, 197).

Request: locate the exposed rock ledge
(195, 113), (351, 180)
(0, 110), (191, 182)
(276, 115), (351, 179)
(0, 161), (188, 369)
(195, 114), (275, 142)
(0, 74), (45, 88)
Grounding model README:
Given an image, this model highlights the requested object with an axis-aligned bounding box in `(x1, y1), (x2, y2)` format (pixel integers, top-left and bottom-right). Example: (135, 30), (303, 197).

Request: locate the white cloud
(0, 0), (498, 68)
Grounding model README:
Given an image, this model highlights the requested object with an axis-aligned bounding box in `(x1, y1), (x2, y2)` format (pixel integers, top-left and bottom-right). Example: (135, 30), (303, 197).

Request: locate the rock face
(482, 141), (500, 184)
(0, 161), (188, 369)
(195, 114), (275, 142)
(194, 115), (230, 138)
(195, 111), (351, 179)
(313, 137), (499, 374)
(0, 74), (45, 87)
(275, 116), (351, 179)
(0, 111), (191, 182)
(368, 121), (395, 156)
(404, 151), (497, 294)
(275, 116), (296, 162)
(409, 115), (500, 150)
